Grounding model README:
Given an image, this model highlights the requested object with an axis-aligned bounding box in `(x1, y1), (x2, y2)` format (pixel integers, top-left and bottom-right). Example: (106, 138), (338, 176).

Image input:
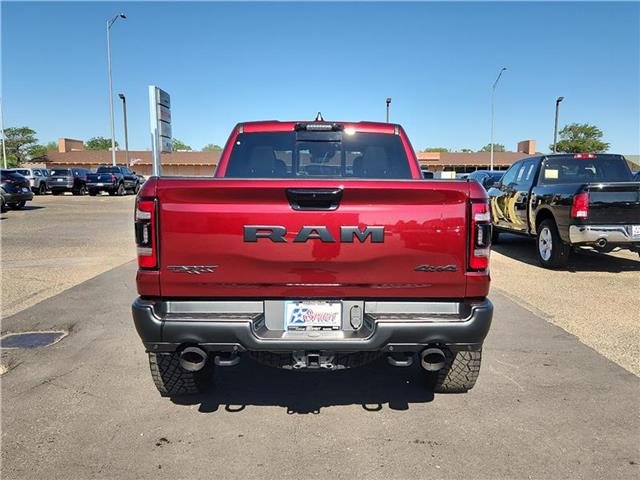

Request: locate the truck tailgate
(156, 179), (471, 298)
(585, 182), (640, 224)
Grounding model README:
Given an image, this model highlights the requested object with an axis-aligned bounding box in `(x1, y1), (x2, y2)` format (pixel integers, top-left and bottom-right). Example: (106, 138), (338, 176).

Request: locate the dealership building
(32, 137), (541, 176)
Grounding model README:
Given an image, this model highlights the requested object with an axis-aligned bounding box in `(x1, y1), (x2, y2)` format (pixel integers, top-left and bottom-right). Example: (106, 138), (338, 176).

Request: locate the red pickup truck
(132, 120), (493, 397)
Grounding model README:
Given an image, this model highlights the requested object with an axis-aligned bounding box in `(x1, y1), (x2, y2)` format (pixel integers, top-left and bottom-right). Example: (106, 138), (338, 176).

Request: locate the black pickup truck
(489, 153), (640, 268)
(86, 166), (140, 196)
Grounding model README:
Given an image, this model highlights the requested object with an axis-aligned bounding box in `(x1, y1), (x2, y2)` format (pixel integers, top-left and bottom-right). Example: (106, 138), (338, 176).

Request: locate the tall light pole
(0, 97), (7, 169)
(490, 67), (507, 171)
(386, 97), (392, 123)
(553, 96), (564, 153)
(118, 93), (129, 166)
(107, 12), (126, 166)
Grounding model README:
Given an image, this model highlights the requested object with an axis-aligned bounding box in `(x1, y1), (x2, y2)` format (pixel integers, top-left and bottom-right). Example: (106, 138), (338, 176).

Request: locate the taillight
(571, 192), (589, 219)
(111, 175), (117, 182)
(469, 201), (491, 270)
(573, 153), (596, 159)
(135, 199), (157, 268)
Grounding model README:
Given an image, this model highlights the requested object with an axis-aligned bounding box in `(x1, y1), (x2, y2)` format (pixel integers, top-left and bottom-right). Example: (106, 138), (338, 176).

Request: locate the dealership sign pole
(148, 86), (172, 177)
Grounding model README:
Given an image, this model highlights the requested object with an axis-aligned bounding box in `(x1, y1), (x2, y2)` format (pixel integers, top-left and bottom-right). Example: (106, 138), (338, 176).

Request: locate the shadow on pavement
(9, 205), (46, 211)
(493, 233), (640, 273)
(172, 356), (435, 414)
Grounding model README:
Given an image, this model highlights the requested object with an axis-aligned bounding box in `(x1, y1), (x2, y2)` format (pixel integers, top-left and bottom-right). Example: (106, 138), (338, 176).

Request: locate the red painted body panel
(135, 122), (491, 300)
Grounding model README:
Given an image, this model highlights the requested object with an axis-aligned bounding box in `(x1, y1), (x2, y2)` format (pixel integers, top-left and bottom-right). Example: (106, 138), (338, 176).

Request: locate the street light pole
(490, 67), (507, 171)
(0, 97), (7, 169)
(386, 97), (392, 123)
(118, 94), (129, 166)
(553, 96), (564, 153)
(107, 13), (126, 166)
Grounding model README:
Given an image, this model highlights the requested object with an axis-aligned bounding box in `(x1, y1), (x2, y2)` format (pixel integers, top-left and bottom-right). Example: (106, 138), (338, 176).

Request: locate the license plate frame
(284, 301), (342, 331)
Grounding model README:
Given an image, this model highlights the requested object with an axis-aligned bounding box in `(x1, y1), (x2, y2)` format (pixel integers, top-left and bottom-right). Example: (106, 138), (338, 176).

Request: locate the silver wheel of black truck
(148, 351), (214, 397)
(536, 219), (570, 269)
(431, 349), (482, 393)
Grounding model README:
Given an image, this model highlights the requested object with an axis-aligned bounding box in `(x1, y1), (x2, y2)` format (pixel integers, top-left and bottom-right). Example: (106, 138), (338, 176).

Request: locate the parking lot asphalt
(491, 235), (640, 376)
(1, 261), (639, 479)
(0, 195), (136, 318)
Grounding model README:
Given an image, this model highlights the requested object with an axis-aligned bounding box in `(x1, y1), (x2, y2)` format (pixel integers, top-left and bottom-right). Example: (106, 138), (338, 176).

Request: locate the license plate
(21, 187), (29, 192)
(632, 225), (640, 238)
(96, 183), (104, 187)
(57, 178), (63, 182)
(284, 301), (342, 331)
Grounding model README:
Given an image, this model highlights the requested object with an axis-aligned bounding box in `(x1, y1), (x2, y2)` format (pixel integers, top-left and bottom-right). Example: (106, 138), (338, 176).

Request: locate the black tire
(9, 201), (26, 210)
(536, 219), (570, 269)
(148, 352), (214, 397)
(89, 189), (98, 196)
(116, 183), (125, 196)
(134, 182), (140, 194)
(432, 349), (482, 393)
(38, 183), (46, 195)
(1, 198), (7, 213)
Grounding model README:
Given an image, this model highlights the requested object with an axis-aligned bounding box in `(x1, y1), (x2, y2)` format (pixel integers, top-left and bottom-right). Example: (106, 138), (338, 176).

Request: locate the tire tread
(148, 352), (213, 397)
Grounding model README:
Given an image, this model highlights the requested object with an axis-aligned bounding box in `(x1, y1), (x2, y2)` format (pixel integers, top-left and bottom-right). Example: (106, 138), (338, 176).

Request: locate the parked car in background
(489, 153), (640, 268)
(86, 165), (140, 196)
(9, 168), (48, 195)
(634, 171), (640, 181)
(468, 170), (505, 190)
(420, 167), (434, 179)
(1, 170), (34, 209)
(47, 168), (89, 195)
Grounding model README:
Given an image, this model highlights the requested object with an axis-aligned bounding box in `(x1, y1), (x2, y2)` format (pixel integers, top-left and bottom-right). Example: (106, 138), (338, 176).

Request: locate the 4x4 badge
(167, 265), (218, 274)
(414, 265), (457, 272)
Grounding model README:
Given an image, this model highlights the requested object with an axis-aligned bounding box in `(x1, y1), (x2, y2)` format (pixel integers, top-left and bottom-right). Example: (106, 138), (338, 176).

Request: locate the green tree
(479, 143), (505, 152)
(27, 140), (59, 160)
(86, 136), (118, 151)
(202, 144), (223, 152)
(551, 123), (609, 153)
(172, 139), (192, 151)
(460, 148), (473, 153)
(422, 147), (449, 153)
(2, 127), (39, 166)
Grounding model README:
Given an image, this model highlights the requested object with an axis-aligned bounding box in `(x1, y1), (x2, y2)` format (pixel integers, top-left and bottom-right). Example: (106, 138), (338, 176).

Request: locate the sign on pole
(148, 85), (172, 177)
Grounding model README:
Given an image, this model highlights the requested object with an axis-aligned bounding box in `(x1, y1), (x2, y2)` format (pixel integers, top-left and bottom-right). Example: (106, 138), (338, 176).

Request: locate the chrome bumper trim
(569, 225), (640, 244)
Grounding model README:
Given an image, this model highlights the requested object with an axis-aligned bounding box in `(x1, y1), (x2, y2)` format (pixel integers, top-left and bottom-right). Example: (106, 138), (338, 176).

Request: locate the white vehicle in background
(9, 168), (48, 195)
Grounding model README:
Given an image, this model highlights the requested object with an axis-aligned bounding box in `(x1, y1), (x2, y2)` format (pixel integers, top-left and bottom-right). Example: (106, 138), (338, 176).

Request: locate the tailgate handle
(286, 188), (343, 211)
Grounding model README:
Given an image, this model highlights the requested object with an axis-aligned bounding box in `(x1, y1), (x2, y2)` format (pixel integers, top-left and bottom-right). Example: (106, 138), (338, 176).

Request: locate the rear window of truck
(224, 131), (412, 179)
(540, 155), (633, 184)
(51, 169), (71, 176)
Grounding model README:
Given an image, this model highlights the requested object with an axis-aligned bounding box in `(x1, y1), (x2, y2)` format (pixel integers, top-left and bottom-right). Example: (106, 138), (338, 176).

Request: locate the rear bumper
(3, 190), (33, 203)
(569, 225), (640, 246)
(132, 297), (493, 353)
(87, 182), (117, 191)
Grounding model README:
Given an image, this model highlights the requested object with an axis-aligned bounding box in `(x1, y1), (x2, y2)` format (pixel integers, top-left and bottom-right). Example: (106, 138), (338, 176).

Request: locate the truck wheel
(148, 352), (214, 397)
(537, 219), (570, 269)
(134, 182), (140, 194)
(432, 349), (482, 393)
(38, 183), (46, 195)
(117, 183), (125, 196)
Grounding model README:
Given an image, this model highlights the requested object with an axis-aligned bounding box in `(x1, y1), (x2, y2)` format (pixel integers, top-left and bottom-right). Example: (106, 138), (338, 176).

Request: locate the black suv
(47, 168), (89, 195)
(1, 170), (34, 211)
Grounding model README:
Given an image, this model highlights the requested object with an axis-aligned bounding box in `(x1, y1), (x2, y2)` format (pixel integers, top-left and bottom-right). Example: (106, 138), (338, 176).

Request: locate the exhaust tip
(420, 347), (446, 372)
(596, 238), (607, 248)
(179, 346), (208, 372)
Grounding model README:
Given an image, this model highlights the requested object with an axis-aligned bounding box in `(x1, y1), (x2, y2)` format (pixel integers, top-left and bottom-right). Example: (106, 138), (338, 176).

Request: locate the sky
(2, 1), (639, 153)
